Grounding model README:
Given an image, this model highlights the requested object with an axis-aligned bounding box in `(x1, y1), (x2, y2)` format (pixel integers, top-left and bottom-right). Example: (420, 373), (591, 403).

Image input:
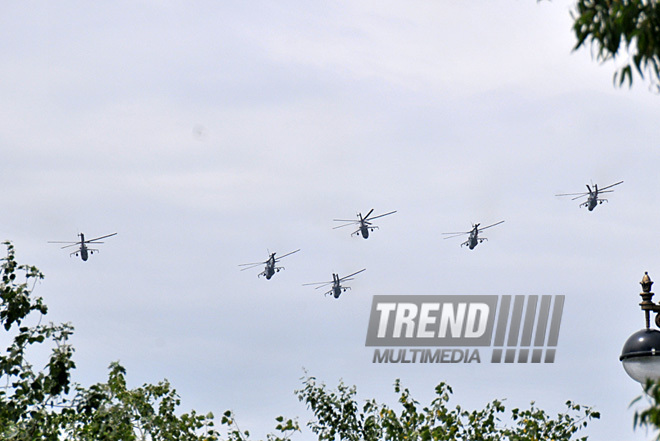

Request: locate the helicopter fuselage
(359, 225), (370, 239)
(331, 274), (344, 298)
(263, 255), (277, 279)
(587, 195), (597, 211)
(462, 226), (489, 250)
(464, 228), (480, 250)
(78, 234), (89, 261)
(583, 188), (602, 211)
(264, 266), (275, 279)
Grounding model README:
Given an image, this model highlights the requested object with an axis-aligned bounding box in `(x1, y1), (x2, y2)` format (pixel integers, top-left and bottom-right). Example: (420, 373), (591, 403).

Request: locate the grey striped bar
(494, 295), (511, 346)
(534, 295), (552, 347)
(507, 296), (525, 347)
(547, 296), (565, 347)
(520, 296), (538, 347)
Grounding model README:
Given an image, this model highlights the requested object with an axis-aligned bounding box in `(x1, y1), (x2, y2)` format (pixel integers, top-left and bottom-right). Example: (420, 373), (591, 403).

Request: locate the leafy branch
(570, 0), (660, 90)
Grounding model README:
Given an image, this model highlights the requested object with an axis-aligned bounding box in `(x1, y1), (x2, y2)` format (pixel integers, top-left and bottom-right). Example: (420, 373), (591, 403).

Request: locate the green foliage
(0, 242), (221, 440)
(631, 379), (660, 440)
(219, 410), (300, 441)
(0, 241), (75, 440)
(296, 376), (599, 441)
(569, 0), (660, 90)
(61, 362), (220, 440)
(295, 376), (377, 441)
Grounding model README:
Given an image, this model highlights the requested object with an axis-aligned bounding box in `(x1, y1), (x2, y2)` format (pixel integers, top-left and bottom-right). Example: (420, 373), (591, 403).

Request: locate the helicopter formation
(235, 180), (623, 296)
(49, 181), (623, 298)
(240, 253), (367, 298)
(236, 209), (396, 298)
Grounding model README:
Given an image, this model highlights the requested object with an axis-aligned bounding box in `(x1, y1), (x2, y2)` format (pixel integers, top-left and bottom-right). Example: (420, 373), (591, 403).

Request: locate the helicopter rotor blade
(333, 222), (357, 229)
(239, 264), (266, 271)
(597, 180), (624, 192)
(367, 210), (397, 221)
(338, 268), (366, 282)
(48, 241), (79, 248)
(362, 209), (375, 221)
(555, 192), (589, 197)
(571, 194), (589, 201)
(442, 232), (469, 239)
(275, 249), (300, 261)
(478, 220), (504, 231)
(60, 243), (81, 249)
(85, 233), (117, 243)
(303, 281), (333, 288)
(239, 260), (267, 267)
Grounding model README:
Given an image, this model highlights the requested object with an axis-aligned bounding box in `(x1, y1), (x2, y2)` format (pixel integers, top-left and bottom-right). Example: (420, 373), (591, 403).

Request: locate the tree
(567, 0), (660, 90)
(0, 241), (74, 440)
(59, 362), (220, 440)
(0, 242), (219, 440)
(220, 376), (600, 441)
(293, 376), (599, 441)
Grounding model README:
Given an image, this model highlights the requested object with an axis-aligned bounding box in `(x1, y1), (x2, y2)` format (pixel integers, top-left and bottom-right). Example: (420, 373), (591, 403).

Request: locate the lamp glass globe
(623, 356), (660, 384)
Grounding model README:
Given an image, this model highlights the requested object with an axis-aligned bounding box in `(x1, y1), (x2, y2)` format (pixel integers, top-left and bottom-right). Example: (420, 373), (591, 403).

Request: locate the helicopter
(555, 180), (623, 211)
(48, 232), (117, 261)
(239, 249), (300, 280)
(333, 209), (397, 239)
(443, 221), (504, 250)
(303, 269), (366, 298)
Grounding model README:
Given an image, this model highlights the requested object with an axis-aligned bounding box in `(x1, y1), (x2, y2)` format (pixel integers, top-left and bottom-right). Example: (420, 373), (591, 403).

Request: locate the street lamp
(620, 272), (660, 384)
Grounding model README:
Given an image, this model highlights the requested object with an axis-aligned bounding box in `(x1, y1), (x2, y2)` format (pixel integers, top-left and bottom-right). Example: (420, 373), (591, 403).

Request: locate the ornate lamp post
(620, 272), (660, 384)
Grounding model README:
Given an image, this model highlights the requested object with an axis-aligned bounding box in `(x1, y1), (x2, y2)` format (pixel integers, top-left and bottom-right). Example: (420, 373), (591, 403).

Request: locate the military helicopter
(239, 249), (300, 280)
(443, 221), (504, 250)
(48, 232), (117, 261)
(303, 269), (366, 298)
(555, 180), (623, 211)
(333, 209), (397, 239)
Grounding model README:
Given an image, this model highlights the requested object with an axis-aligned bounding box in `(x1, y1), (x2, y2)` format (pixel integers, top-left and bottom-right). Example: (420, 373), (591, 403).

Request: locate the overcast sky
(3, 1), (660, 439)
